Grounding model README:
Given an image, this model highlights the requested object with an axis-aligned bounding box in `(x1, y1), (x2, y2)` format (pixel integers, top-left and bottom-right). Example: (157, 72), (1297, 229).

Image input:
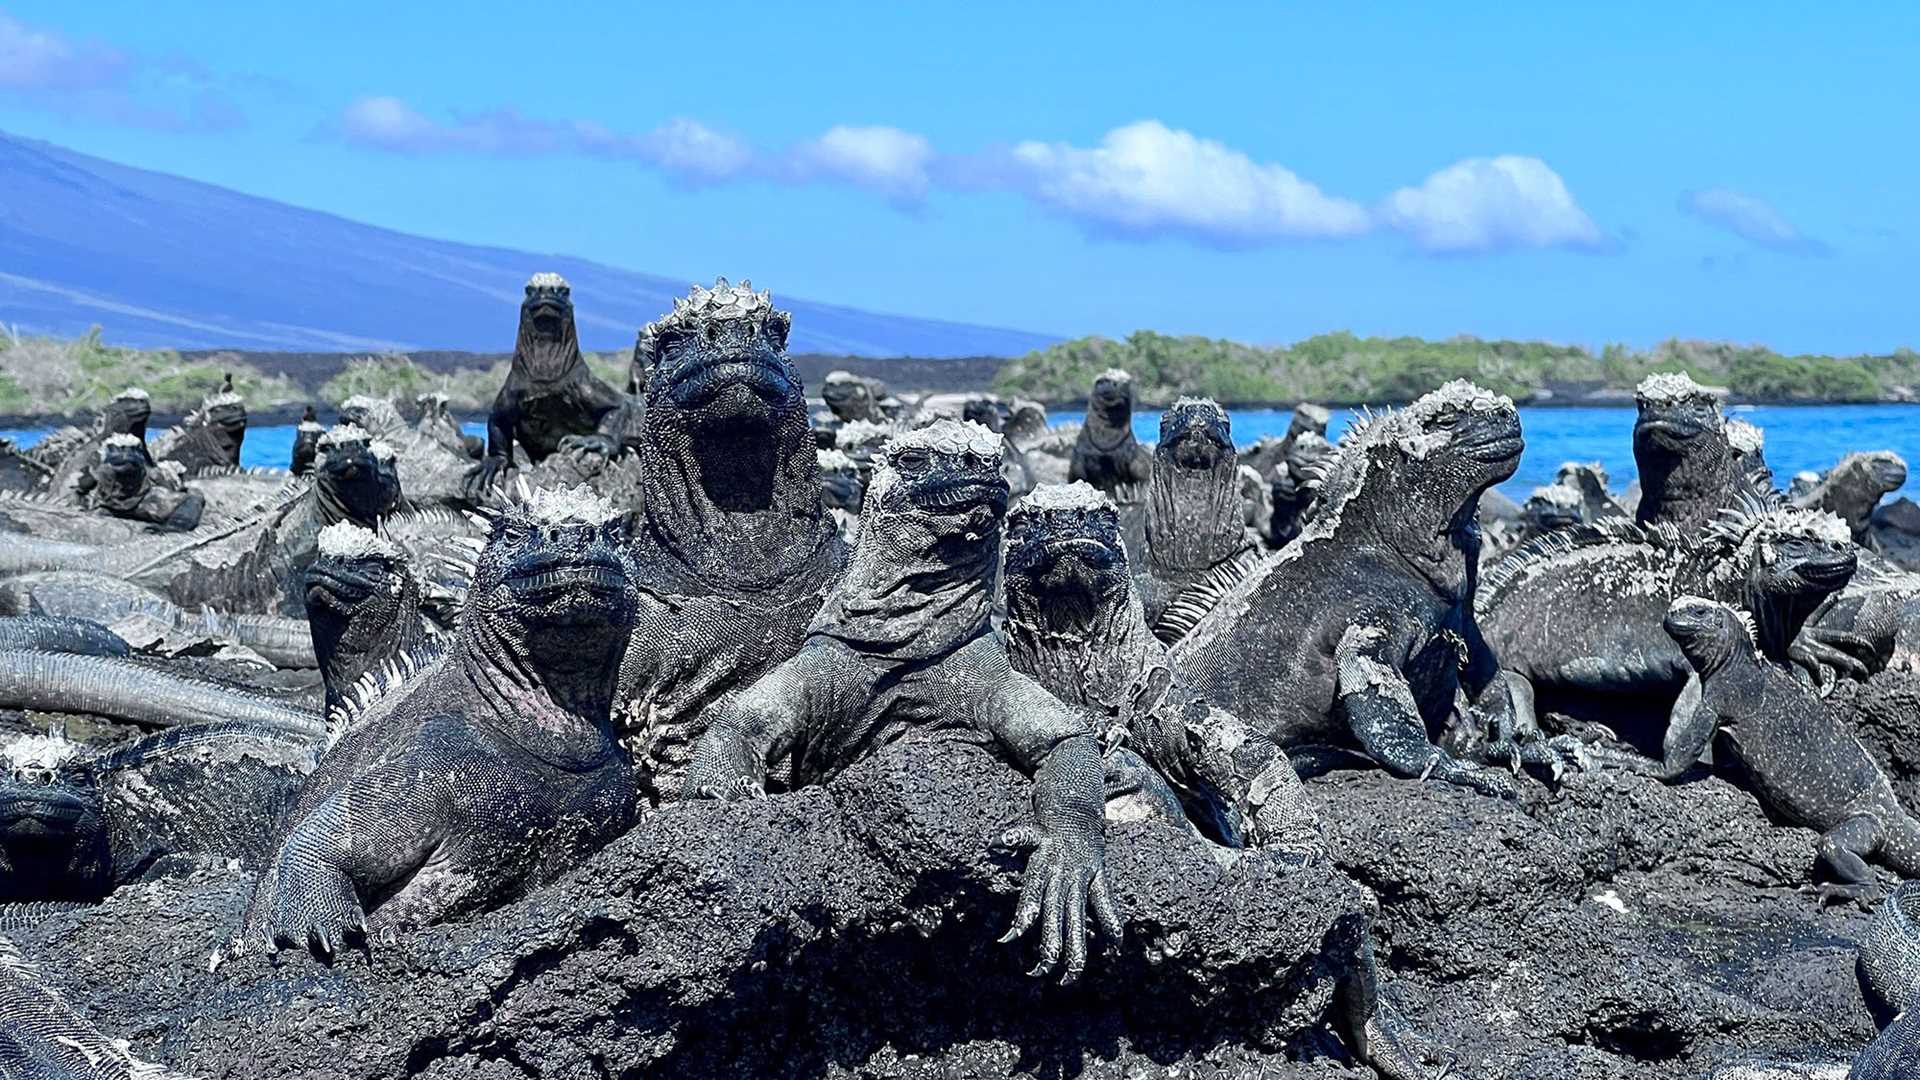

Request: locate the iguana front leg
(1586, 672), (1718, 781)
(1334, 623), (1517, 799)
(684, 645), (856, 800)
(986, 672), (1125, 984)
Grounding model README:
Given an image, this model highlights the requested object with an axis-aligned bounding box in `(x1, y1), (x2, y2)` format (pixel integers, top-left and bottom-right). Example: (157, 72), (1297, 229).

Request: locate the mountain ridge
(0, 131), (1058, 358)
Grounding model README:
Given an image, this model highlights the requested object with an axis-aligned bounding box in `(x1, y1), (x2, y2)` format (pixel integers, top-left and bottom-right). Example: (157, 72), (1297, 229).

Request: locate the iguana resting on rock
(1663, 595), (1920, 901)
(337, 394), (478, 507)
(816, 448), (864, 543)
(1268, 430), (1335, 548)
(413, 391), (482, 460)
(235, 486), (640, 958)
(812, 369), (892, 448)
(1239, 402), (1332, 483)
(1172, 382), (1549, 798)
(0, 734), (107, 901)
(41, 387), (153, 501)
(1480, 495), (1860, 770)
(688, 421), (1122, 983)
(73, 435), (204, 531)
(1633, 372), (1740, 534)
(154, 379), (247, 476)
(1795, 451), (1908, 548)
(615, 279), (846, 800)
(0, 616), (128, 656)
(1001, 480), (1446, 1078)
(290, 406), (323, 476)
(1137, 398), (1264, 644)
(469, 273), (628, 491)
(961, 396), (1038, 497)
(0, 935), (189, 1078)
(1068, 367), (1153, 498)
(304, 522), (433, 716)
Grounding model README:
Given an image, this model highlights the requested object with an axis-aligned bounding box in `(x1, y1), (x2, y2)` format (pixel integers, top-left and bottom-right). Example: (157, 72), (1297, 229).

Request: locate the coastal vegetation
(992, 330), (1920, 405)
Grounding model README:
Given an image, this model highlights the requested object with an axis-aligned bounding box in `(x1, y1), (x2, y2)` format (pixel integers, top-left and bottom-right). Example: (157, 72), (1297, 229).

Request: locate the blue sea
(5, 405), (1915, 501)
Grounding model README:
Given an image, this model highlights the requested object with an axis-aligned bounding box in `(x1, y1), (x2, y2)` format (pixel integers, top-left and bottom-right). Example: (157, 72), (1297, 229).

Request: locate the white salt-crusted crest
(1710, 492), (1852, 555)
(1556, 460), (1610, 486)
(816, 449), (857, 472)
(1013, 481), (1114, 516)
(527, 271), (569, 290)
(114, 387), (149, 402)
(201, 391), (244, 408)
(317, 520), (401, 561)
(1, 732), (83, 772)
(317, 423), (371, 450)
(882, 418), (1004, 463)
(1527, 483), (1583, 510)
(515, 480), (622, 526)
(369, 441), (397, 463)
(101, 433), (144, 450)
(1294, 402), (1331, 425)
(1635, 372), (1720, 404)
(824, 370), (858, 384)
(297, 421), (325, 433)
(1168, 396), (1229, 424)
(1095, 367), (1133, 385)
(1726, 418), (1765, 453)
(835, 420), (898, 451)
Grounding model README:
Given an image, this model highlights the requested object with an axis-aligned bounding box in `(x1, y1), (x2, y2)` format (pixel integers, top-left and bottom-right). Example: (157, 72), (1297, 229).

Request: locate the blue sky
(1, 2), (1914, 353)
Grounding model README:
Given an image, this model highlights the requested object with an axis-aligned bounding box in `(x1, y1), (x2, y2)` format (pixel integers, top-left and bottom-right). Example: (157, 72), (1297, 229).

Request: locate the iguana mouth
(1459, 434), (1524, 464)
(304, 563), (381, 613)
(1638, 418), (1706, 444)
(505, 556), (629, 605)
(1793, 552), (1858, 590)
(666, 357), (794, 406)
(0, 789), (92, 833)
(916, 478), (1009, 518)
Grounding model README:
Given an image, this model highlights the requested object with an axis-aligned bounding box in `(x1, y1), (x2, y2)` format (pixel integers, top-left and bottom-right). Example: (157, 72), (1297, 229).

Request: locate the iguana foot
(1424, 752), (1521, 800)
(1791, 630), (1875, 686)
(994, 823), (1123, 985)
(1807, 881), (1882, 909)
(463, 457), (515, 500)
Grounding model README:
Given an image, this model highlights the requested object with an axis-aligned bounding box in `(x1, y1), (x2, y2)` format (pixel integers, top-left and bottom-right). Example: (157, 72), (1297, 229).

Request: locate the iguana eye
(894, 450), (930, 471)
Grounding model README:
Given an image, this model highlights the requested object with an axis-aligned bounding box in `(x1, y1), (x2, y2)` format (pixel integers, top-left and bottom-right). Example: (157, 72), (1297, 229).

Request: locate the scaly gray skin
(154, 381), (247, 475)
(0, 936), (189, 1079)
(290, 407), (322, 476)
(963, 396), (1039, 497)
(303, 522), (432, 715)
(1138, 398), (1264, 644)
(616, 279), (846, 801)
(1172, 381), (1543, 799)
(1728, 417), (1774, 492)
(337, 394), (480, 508)
(1664, 596), (1920, 900)
(687, 420), (1122, 984)
(1068, 368), (1153, 496)
(0, 651), (322, 736)
(0, 439), (48, 495)
(1633, 372), (1739, 535)
(0, 616), (128, 656)
(1268, 430), (1335, 548)
(0, 735), (107, 901)
(1795, 451), (1909, 548)
(1001, 480), (1448, 1080)
(237, 486), (641, 960)
(1855, 881), (1920, 1077)
(74, 435), (204, 531)
(468, 273), (629, 492)
(42, 388), (154, 502)
(412, 392), (480, 460)
(1481, 497), (1859, 776)
(0, 571), (315, 668)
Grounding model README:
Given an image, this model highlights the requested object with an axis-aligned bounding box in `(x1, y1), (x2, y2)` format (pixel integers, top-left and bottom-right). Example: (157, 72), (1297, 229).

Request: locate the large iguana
(154, 380), (247, 476)
(615, 279), (847, 800)
(469, 273), (629, 490)
(1663, 595), (1920, 899)
(1068, 367), (1153, 496)
(1796, 451), (1908, 548)
(1136, 398), (1264, 644)
(40, 387), (154, 501)
(1171, 381), (1548, 798)
(1001, 479), (1446, 1078)
(687, 421), (1122, 983)
(235, 486), (640, 958)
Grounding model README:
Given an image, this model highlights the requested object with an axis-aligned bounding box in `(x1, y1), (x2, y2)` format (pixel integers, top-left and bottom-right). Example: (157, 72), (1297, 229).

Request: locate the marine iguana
(42, 387), (154, 501)
(1727, 417), (1774, 491)
(687, 421), (1123, 984)
(1068, 368), (1153, 496)
(1632, 372), (1739, 534)
(73, 435), (204, 531)
(0, 734), (107, 901)
(337, 394), (477, 507)
(0, 651), (321, 735)
(815, 369), (891, 436)
(468, 273), (628, 491)
(1855, 881), (1920, 1076)
(615, 279), (846, 800)
(1001, 480), (1447, 1077)
(0, 570), (314, 669)
(817, 448), (865, 543)
(1795, 451), (1909, 548)
(304, 522), (433, 716)
(1662, 595), (1920, 900)
(1268, 430), (1335, 548)
(236, 485), (640, 958)
(1137, 398), (1264, 644)
(155, 379), (247, 475)
(0, 935), (190, 1078)
(290, 406), (323, 476)
(1171, 381), (1546, 798)
(0, 616), (128, 656)
(962, 396), (1039, 496)
(1480, 496), (1860, 770)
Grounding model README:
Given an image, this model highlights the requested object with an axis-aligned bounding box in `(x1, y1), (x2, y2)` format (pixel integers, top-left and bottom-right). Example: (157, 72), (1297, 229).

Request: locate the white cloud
(1679, 187), (1826, 255)
(0, 12), (127, 91)
(0, 12), (239, 131)
(1379, 156), (1606, 253)
(1000, 120), (1371, 244)
(787, 125), (933, 201)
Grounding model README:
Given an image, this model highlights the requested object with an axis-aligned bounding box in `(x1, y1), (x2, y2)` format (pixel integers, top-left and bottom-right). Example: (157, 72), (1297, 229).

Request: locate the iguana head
(1634, 373), (1723, 451)
(1662, 595), (1760, 677)
(0, 734), (107, 900)
(637, 277), (799, 423)
(102, 387), (151, 441)
(516, 272), (582, 384)
(822, 371), (886, 423)
(305, 522), (425, 709)
(1285, 402), (1331, 443)
(1089, 368), (1135, 428)
(1826, 451), (1909, 527)
(1148, 398), (1245, 571)
(962, 396), (1009, 433)
(291, 407), (323, 476)
(1705, 494), (1857, 659)
(1005, 481), (1129, 635)
(314, 424), (403, 528)
(1521, 481), (1584, 532)
(816, 449), (865, 513)
(867, 420), (1010, 553)
(474, 486), (637, 662)
(1320, 381), (1522, 559)
(90, 434), (152, 510)
(197, 381), (248, 458)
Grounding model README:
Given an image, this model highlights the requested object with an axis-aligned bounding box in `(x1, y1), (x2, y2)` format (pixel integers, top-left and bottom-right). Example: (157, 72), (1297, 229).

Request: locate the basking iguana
(1796, 451), (1908, 548)
(615, 279), (847, 800)
(1001, 479), (1448, 1079)
(303, 521), (434, 716)
(290, 406), (323, 476)
(236, 486), (641, 959)
(1136, 398), (1264, 644)
(1661, 595), (1920, 900)
(468, 273), (629, 491)
(42, 387), (154, 501)
(687, 420), (1122, 983)
(154, 379), (247, 476)
(1068, 367), (1153, 496)
(0, 935), (190, 1078)
(74, 434), (204, 531)
(1171, 381), (1554, 798)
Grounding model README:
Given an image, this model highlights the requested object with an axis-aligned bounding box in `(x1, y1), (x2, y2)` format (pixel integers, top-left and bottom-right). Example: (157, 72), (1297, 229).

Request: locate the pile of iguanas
(7, 277), (1919, 1078)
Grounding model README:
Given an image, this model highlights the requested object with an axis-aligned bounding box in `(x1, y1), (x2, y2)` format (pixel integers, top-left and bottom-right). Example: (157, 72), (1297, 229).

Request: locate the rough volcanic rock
(1832, 668), (1920, 817)
(11, 736), (1384, 1079)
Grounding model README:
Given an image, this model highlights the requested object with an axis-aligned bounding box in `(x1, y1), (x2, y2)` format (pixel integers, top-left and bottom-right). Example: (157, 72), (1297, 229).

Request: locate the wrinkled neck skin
(314, 594), (428, 710)
(1637, 436), (1734, 530)
(818, 507), (997, 660)
(514, 320), (583, 390)
(1345, 471), (1482, 601)
(638, 405), (836, 594)
(1146, 452), (1247, 573)
(1680, 628), (1764, 718)
(1084, 400), (1136, 453)
(451, 604), (624, 769)
(1006, 577), (1160, 714)
(313, 474), (376, 531)
(90, 465), (150, 513)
